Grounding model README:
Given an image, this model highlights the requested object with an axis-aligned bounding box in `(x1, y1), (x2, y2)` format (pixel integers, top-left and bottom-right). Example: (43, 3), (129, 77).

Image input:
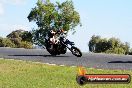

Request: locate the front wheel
(71, 47), (82, 57)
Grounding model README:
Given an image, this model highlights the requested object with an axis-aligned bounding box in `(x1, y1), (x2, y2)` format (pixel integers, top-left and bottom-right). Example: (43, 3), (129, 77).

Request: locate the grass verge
(0, 58), (132, 88)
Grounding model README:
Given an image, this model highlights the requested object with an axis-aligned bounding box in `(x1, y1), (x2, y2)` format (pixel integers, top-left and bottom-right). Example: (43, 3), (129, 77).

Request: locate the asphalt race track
(0, 47), (132, 70)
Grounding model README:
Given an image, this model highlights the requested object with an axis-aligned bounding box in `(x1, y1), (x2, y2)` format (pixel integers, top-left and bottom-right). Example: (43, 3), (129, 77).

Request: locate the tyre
(71, 47), (82, 57)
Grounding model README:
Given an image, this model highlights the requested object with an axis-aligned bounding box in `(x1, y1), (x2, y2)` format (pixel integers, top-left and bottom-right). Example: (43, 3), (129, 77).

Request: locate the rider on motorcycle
(45, 28), (82, 57)
(48, 29), (64, 44)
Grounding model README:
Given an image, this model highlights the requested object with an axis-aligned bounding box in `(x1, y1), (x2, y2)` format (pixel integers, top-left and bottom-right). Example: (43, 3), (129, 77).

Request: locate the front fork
(62, 42), (74, 52)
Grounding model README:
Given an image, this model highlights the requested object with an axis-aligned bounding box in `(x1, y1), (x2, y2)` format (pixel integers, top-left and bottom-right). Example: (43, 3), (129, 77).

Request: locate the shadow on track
(8, 54), (70, 57)
(108, 61), (132, 63)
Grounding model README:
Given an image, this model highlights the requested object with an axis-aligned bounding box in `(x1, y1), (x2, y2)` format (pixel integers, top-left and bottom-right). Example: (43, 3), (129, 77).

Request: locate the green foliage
(6, 29), (33, 49)
(10, 38), (21, 48)
(105, 48), (125, 54)
(88, 35), (101, 52)
(0, 38), (15, 48)
(7, 29), (23, 47)
(0, 37), (3, 47)
(20, 41), (33, 49)
(21, 31), (33, 43)
(7, 29), (24, 39)
(88, 35), (130, 55)
(27, 0), (81, 46)
(129, 48), (132, 55)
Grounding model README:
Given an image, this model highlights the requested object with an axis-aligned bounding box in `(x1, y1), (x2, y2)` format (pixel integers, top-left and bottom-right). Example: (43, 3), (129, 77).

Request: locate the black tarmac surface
(0, 47), (132, 70)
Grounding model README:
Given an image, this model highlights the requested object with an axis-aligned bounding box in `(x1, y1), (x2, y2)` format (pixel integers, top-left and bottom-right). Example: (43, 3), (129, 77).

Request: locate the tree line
(88, 35), (132, 55)
(0, 29), (33, 49)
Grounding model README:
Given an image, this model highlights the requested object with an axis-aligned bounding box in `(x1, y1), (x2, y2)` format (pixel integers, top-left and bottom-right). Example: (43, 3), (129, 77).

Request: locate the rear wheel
(46, 45), (58, 56)
(71, 47), (82, 57)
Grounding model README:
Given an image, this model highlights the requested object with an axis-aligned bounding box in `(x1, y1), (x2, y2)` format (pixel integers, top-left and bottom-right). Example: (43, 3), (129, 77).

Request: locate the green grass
(0, 58), (132, 88)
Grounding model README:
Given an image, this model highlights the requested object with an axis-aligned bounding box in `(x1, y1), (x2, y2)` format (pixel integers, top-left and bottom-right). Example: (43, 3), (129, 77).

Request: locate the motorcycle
(45, 31), (82, 57)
